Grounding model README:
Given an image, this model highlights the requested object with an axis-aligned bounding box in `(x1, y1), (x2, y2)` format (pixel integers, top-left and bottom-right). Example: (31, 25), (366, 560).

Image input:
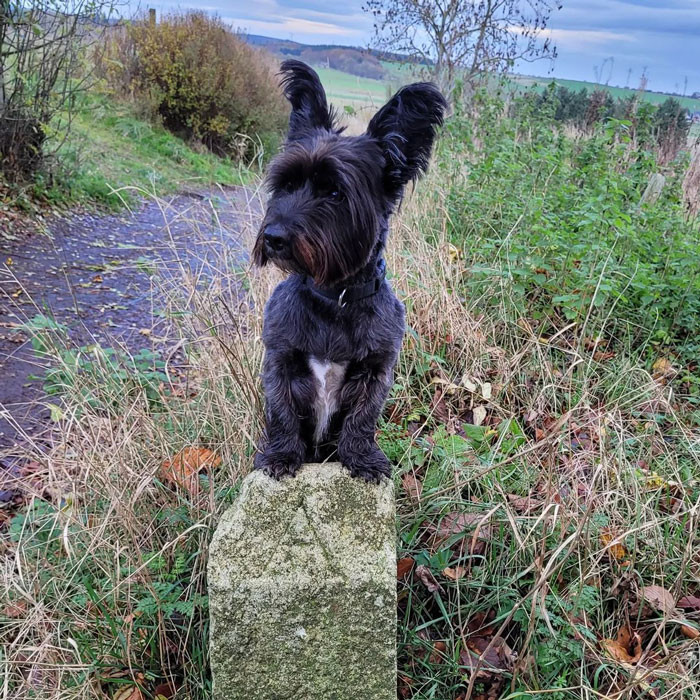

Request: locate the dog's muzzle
(263, 225), (290, 258)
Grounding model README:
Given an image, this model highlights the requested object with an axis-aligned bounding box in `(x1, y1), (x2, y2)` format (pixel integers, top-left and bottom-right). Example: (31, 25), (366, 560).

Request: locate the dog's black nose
(264, 227), (289, 254)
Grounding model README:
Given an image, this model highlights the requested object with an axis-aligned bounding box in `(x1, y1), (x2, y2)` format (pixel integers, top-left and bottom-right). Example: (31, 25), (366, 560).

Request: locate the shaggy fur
(252, 59), (446, 482)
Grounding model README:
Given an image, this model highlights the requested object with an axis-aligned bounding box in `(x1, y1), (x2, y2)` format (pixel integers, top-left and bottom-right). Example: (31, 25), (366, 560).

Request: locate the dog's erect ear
(366, 82), (447, 199)
(279, 59), (336, 139)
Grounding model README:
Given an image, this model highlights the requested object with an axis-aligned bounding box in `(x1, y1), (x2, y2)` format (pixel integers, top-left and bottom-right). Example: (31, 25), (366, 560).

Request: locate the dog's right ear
(279, 60), (337, 140)
(366, 82), (447, 200)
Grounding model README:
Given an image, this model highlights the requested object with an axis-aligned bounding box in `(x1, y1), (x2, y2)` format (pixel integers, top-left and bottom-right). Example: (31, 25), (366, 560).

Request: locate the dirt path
(0, 186), (259, 467)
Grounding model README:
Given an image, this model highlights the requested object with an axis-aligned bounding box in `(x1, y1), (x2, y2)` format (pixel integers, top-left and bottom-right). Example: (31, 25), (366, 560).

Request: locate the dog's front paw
(254, 450), (302, 480)
(340, 446), (392, 484)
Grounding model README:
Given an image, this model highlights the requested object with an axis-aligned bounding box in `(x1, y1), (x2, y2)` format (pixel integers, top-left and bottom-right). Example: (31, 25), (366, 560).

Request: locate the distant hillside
(242, 34), (420, 80)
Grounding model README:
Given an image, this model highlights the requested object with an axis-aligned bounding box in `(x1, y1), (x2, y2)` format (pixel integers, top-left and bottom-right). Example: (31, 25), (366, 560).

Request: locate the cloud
(217, 0), (372, 40)
(223, 14), (363, 38)
(276, 0), (358, 16)
(539, 28), (636, 50)
(552, 0), (700, 36)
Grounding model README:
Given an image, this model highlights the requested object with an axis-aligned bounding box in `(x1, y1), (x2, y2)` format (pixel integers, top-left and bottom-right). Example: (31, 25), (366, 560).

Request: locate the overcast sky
(141, 0), (700, 95)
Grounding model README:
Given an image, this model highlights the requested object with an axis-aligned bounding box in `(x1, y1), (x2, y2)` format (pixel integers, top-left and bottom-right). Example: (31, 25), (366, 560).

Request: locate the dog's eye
(329, 189), (341, 200)
(283, 181), (295, 193)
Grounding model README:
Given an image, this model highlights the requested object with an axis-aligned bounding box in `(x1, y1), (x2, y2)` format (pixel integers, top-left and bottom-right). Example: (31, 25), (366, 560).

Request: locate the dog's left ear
(279, 59), (337, 140)
(366, 82), (447, 200)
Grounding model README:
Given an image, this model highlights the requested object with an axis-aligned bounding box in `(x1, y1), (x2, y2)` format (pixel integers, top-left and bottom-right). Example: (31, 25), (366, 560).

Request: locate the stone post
(208, 462), (396, 700)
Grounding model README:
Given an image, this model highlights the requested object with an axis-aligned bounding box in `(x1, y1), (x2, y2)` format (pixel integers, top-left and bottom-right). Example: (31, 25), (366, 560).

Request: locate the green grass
(35, 92), (252, 210)
(314, 66), (391, 109)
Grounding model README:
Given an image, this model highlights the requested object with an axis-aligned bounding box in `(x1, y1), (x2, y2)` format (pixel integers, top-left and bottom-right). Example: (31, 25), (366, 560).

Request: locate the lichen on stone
(208, 462), (397, 700)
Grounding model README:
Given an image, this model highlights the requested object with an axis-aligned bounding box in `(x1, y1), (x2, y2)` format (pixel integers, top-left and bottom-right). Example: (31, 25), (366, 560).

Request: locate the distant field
(316, 62), (700, 116)
(515, 74), (700, 111)
(314, 67), (389, 110)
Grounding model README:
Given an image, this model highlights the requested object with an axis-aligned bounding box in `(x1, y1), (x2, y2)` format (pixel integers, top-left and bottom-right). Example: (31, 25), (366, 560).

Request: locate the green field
(314, 66), (390, 109)
(317, 61), (700, 116)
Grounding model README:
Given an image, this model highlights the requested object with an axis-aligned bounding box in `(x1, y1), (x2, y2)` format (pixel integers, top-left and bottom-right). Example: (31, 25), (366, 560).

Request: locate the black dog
(252, 60), (445, 482)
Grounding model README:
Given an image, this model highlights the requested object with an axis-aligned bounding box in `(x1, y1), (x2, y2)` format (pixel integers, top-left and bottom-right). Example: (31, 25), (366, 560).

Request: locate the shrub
(101, 12), (287, 159)
(527, 85), (690, 160)
(655, 97), (690, 163)
(0, 0), (115, 182)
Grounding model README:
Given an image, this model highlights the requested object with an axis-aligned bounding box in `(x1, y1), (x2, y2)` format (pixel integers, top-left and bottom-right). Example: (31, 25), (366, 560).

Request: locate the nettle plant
(437, 97), (700, 378)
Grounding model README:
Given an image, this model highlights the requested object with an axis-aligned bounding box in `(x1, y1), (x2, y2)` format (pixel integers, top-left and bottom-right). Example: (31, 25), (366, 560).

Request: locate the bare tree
(1, 0), (118, 181)
(364, 0), (562, 99)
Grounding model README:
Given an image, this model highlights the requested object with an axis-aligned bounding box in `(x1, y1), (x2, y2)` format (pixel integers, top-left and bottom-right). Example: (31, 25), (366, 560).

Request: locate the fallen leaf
(123, 611), (142, 625)
(430, 376), (462, 394)
(481, 382), (492, 400)
(600, 528), (628, 561)
(506, 493), (542, 514)
(415, 565), (444, 594)
(472, 406), (487, 426)
(153, 681), (177, 699)
(429, 640), (447, 664)
(2, 600), (27, 618)
(652, 357), (673, 378)
(681, 624), (700, 640)
(113, 686), (144, 700)
(443, 566), (468, 581)
(47, 403), (64, 422)
(678, 595), (700, 610)
(92, 274), (103, 284)
(448, 243), (462, 262)
(401, 473), (422, 502)
(430, 387), (452, 424)
(430, 511), (492, 554)
(641, 585), (676, 615)
(461, 376), (478, 393)
(465, 610), (496, 636)
(398, 674), (413, 699)
(460, 635), (514, 677)
(584, 336), (605, 350)
(139, 328), (152, 337)
(397, 557), (415, 580)
(601, 626), (642, 664)
(159, 447), (221, 493)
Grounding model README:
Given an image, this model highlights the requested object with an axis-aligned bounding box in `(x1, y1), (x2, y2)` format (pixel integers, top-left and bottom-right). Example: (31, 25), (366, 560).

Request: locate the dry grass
(2, 146), (700, 699)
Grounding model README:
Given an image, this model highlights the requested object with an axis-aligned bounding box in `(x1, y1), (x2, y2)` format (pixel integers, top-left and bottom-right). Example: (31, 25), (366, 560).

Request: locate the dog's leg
(337, 354), (395, 483)
(255, 349), (313, 479)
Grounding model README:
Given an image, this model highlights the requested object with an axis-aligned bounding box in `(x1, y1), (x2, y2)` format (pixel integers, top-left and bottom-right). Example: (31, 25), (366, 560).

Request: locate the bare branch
(363, 0), (561, 99)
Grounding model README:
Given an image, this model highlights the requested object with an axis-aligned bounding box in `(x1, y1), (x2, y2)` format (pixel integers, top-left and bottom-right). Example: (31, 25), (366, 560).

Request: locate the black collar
(302, 259), (387, 306)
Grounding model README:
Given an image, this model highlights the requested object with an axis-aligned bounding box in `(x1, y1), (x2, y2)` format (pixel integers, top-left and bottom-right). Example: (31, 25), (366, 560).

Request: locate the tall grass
(2, 106), (699, 699)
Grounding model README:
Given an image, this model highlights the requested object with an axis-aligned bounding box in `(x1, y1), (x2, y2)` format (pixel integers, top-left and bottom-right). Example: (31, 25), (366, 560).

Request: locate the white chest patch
(309, 357), (347, 444)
